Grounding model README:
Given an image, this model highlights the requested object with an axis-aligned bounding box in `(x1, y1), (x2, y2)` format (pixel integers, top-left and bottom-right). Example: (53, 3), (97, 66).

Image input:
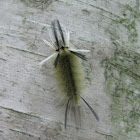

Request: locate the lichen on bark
(20, 0), (53, 9)
(102, 3), (140, 140)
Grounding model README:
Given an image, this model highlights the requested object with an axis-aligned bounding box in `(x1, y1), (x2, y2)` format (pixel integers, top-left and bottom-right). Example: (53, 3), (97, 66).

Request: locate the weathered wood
(0, 0), (140, 139)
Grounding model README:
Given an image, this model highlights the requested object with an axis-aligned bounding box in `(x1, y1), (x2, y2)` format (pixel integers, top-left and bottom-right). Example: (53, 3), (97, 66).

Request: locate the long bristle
(52, 21), (60, 49)
(56, 20), (66, 45)
(65, 98), (71, 129)
(81, 97), (99, 121)
(70, 51), (87, 61)
(54, 53), (60, 68)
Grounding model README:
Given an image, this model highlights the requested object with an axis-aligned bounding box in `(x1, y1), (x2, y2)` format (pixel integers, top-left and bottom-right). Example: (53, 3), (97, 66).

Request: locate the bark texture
(0, 0), (140, 140)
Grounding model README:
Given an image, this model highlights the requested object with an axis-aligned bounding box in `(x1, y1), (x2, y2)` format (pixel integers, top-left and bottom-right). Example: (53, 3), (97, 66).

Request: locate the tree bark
(0, 0), (140, 139)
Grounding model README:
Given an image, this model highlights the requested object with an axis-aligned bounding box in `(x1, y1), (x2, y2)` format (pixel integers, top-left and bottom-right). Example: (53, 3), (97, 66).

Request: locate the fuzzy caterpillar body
(55, 50), (84, 105)
(39, 20), (99, 129)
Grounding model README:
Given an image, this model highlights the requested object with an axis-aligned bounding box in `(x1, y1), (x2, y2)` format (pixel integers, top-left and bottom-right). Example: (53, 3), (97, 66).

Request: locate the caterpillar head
(39, 20), (90, 67)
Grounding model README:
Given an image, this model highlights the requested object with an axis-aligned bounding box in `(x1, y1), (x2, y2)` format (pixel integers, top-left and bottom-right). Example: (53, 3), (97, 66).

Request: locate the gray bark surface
(0, 0), (140, 140)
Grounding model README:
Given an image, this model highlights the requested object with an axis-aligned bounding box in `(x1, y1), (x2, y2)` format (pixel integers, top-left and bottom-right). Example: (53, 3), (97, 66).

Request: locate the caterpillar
(39, 20), (99, 129)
